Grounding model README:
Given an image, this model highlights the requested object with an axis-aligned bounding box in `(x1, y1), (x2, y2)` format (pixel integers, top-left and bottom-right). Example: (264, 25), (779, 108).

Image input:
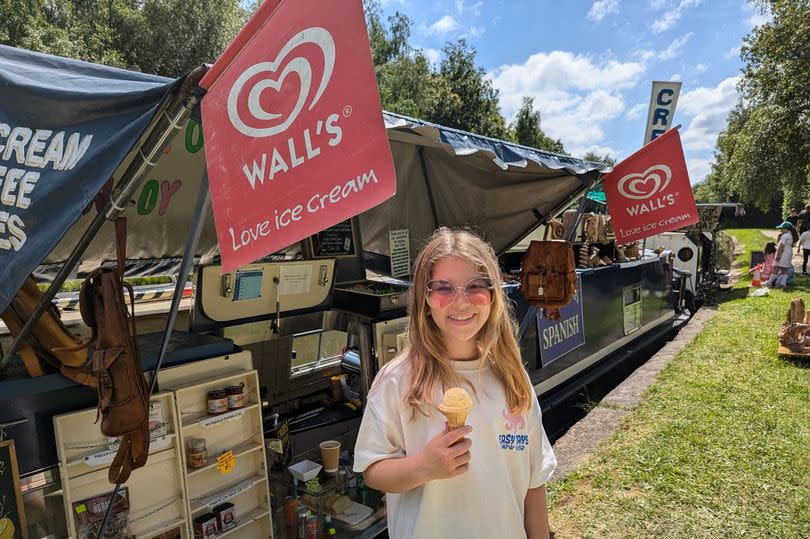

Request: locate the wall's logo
(227, 27), (335, 138)
(617, 164), (672, 200)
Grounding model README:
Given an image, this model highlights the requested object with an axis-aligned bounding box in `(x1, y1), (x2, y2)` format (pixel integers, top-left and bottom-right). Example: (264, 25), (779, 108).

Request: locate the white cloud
(743, 2), (772, 28)
(679, 76), (740, 181)
(651, 0), (702, 33)
(625, 102), (646, 120)
(489, 51), (645, 149)
(686, 157), (711, 184)
(573, 144), (620, 161)
(670, 73), (682, 81)
(426, 15), (459, 35)
(466, 25), (485, 38)
(695, 63), (708, 73)
(658, 32), (692, 60)
(726, 46), (740, 59)
(493, 15), (503, 25)
(455, 0), (483, 16)
(649, 0), (667, 8)
(587, 0), (619, 22)
(422, 48), (441, 65)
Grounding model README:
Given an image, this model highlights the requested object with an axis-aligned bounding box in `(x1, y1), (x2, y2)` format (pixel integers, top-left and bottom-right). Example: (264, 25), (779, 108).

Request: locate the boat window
(623, 285), (642, 335)
(290, 329), (348, 376)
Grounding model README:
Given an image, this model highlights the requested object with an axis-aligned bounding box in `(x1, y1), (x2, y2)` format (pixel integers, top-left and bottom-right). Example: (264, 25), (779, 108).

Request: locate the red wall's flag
(200, 0), (396, 273)
(603, 127), (698, 244)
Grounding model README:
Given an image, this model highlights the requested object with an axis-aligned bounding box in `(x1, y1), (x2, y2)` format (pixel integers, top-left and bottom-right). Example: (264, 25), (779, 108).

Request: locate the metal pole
(149, 171), (210, 393)
(96, 171), (210, 538)
(1, 90), (200, 372)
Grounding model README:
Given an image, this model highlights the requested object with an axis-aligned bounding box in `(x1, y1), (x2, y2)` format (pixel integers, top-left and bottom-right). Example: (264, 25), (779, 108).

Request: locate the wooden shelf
(215, 506), (270, 538)
(181, 403), (260, 430)
(190, 474), (267, 514)
(53, 392), (190, 538)
(66, 432), (176, 470)
(158, 358), (272, 538)
(139, 516), (187, 538)
(187, 440), (264, 477)
(172, 370), (253, 394)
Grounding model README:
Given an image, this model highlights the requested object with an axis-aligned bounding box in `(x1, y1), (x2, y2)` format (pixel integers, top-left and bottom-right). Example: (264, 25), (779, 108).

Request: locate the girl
(766, 222), (796, 287)
(353, 228), (556, 539)
(759, 242), (776, 281)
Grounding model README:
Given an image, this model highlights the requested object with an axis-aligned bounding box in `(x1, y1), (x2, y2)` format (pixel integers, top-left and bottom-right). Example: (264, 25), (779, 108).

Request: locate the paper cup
(319, 440), (341, 473)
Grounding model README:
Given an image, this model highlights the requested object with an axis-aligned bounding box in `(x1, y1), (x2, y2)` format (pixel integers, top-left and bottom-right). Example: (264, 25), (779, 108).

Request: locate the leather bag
(519, 227), (577, 320)
(1, 276), (95, 386)
(79, 218), (150, 483)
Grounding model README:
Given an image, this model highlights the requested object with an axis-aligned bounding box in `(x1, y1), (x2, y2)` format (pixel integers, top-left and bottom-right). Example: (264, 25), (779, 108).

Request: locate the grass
(547, 230), (810, 539)
(724, 228), (772, 269)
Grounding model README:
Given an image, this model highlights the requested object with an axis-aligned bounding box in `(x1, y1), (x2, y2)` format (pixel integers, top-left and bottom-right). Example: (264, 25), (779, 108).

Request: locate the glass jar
(225, 384), (245, 410)
(207, 389), (228, 414)
(187, 437), (208, 469)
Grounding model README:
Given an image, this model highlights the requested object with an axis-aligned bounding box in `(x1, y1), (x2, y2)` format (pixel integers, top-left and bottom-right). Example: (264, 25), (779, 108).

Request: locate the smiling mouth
(449, 313), (475, 321)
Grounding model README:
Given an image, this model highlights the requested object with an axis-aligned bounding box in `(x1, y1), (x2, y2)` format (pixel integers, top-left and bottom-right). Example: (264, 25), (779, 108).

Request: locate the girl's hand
(415, 424), (473, 481)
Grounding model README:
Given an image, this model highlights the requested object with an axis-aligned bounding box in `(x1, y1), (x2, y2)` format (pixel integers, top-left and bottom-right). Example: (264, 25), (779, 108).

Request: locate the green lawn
(725, 228), (772, 270)
(547, 232), (810, 538)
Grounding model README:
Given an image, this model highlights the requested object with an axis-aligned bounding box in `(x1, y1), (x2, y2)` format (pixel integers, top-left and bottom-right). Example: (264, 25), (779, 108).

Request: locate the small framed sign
(309, 219), (357, 258)
(0, 439), (28, 539)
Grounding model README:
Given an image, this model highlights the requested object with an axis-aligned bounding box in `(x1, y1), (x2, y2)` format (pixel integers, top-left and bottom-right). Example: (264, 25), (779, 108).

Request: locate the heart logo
(227, 27), (335, 138)
(616, 164), (672, 200)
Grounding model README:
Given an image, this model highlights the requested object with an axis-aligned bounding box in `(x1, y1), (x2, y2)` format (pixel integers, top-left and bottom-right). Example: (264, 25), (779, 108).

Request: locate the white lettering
(25, 129), (52, 167)
(325, 114), (342, 147)
(242, 154), (267, 189)
(4, 127), (32, 164)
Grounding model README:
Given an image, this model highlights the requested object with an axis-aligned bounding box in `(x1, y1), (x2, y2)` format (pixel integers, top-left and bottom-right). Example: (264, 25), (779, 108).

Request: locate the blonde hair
(399, 227), (533, 420)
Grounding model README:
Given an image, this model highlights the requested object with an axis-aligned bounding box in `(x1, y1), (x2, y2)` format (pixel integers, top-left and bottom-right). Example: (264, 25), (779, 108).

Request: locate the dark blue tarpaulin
(0, 45), (176, 312)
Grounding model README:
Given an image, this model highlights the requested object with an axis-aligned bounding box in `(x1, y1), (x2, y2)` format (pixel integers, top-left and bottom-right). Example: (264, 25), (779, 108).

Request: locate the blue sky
(376, 0), (771, 183)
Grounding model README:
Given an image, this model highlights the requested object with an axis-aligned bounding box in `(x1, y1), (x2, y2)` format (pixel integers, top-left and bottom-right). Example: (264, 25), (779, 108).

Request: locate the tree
(0, 0), (253, 76)
(364, 2), (509, 139)
(582, 151), (615, 167)
(707, 0), (810, 212)
(511, 97), (566, 154)
(430, 39), (508, 139)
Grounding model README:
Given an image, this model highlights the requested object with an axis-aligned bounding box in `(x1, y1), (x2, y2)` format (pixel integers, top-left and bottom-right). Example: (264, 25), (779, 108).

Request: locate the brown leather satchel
(79, 218), (150, 483)
(1, 276), (95, 385)
(519, 227), (577, 320)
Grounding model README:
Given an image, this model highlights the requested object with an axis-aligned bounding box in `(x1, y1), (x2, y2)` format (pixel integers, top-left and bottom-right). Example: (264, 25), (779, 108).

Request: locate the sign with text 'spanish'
(201, 0), (396, 273)
(603, 127), (698, 243)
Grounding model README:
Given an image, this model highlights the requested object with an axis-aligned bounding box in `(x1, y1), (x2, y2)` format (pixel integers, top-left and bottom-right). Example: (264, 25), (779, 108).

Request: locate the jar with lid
(207, 389), (228, 415)
(187, 437), (208, 469)
(225, 383), (245, 410)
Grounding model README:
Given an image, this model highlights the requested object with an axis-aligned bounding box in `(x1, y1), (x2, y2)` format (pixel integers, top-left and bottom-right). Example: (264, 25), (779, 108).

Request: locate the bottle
(321, 515), (336, 538)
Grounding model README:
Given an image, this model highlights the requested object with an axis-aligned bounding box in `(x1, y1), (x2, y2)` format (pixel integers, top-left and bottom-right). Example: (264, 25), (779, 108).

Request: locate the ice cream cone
(440, 409), (470, 428)
(439, 387), (472, 428)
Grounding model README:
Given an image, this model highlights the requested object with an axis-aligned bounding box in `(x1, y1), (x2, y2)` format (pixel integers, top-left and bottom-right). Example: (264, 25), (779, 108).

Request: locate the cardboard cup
(319, 440), (341, 473)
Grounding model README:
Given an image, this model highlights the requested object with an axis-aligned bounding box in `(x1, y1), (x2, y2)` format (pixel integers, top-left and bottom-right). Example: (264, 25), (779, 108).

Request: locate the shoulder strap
(115, 217), (127, 280)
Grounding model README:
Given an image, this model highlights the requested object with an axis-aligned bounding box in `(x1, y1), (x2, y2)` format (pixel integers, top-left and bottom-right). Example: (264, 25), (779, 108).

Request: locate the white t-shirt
(353, 355), (557, 539)
(776, 233), (794, 267)
(799, 231), (810, 249)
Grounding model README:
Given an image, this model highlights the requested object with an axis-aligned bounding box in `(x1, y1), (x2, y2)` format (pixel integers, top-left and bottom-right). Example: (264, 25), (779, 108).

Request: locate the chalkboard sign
(0, 440), (27, 539)
(309, 219), (357, 258)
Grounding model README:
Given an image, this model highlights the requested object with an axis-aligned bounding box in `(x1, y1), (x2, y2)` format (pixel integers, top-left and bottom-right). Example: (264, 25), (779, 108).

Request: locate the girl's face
(426, 256), (493, 355)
